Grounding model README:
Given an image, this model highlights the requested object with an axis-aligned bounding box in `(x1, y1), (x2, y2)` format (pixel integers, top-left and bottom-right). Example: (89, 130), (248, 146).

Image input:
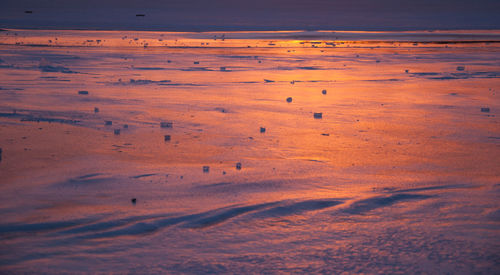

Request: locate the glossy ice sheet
(0, 30), (499, 273)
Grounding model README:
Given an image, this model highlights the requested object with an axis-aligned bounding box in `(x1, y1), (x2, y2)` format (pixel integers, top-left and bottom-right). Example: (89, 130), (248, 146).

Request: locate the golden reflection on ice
(0, 29), (499, 273)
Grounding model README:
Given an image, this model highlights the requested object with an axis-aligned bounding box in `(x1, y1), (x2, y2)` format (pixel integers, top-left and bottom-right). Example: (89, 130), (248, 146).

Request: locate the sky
(1, 0), (500, 31)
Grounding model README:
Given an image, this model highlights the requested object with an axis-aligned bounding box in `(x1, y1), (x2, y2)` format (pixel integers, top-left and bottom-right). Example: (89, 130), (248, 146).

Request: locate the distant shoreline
(1, 25), (500, 33)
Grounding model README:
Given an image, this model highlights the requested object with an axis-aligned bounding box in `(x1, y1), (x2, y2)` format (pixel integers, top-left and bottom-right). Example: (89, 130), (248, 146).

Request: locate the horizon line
(3, 27), (500, 33)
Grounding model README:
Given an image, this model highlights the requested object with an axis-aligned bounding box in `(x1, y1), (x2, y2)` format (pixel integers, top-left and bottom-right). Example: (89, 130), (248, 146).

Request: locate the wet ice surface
(0, 29), (499, 273)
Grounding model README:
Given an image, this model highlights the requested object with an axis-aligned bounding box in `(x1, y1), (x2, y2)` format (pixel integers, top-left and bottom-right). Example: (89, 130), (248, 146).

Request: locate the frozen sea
(0, 29), (499, 273)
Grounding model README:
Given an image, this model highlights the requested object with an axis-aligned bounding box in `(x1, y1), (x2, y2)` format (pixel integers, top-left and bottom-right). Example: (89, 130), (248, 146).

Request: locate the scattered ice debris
(105, 121), (112, 126)
(164, 135), (171, 141)
(39, 65), (76, 74)
(160, 122), (173, 128)
(457, 66), (465, 71)
(222, 171), (226, 175)
(203, 166), (210, 173)
(290, 80), (295, 84)
(181, 67), (213, 72)
(314, 112), (323, 119)
(405, 69), (409, 73)
(194, 61), (200, 64)
(321, 133), (330, 136)
(322, 89), (327, 95)
(215, 107), (226, 113)
(78, 90), (89, 95)
(94, 107), (99, 113)
(236, 163), (242, 170)
(128, 79), (171, 85)
(114, 129), (120, 135)
(481, 107), (490, 113)
(131, 198), (137, 204)
(449, 93), (458, 96)
(220, 67), (226, 71)
(38, 57), (77, 73)
(409, 71), (498, 80)
(286, 97), (293, 103)
(9, 113), (80, 124)
(264, 79), (274, 83)
(260, 127), (266, 133)
(123, 124), (128, 129)
(133, 67), (165, 71)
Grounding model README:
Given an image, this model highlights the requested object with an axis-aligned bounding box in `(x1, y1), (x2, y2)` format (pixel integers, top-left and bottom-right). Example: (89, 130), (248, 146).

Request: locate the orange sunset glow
(1, 1), (500, 274)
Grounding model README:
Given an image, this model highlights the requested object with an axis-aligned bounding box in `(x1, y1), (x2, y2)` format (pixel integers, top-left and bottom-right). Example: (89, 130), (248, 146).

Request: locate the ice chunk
(260, 127), (266, 133)
(164, 135), (171, 141)
(105, 121), (112, 126)
(203, 166), (210, 173)
(481, 107), (490, 113)
(314, 113), (323, 119)
(236, 163), (242, 170)
(114, 129), (121, 135)
(286, 97), (292, 103)
(322, 89), (327, 95)
(457, 66), (465, 71)
(78, 90), (89, 95)
(160, 122), (173, 128)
